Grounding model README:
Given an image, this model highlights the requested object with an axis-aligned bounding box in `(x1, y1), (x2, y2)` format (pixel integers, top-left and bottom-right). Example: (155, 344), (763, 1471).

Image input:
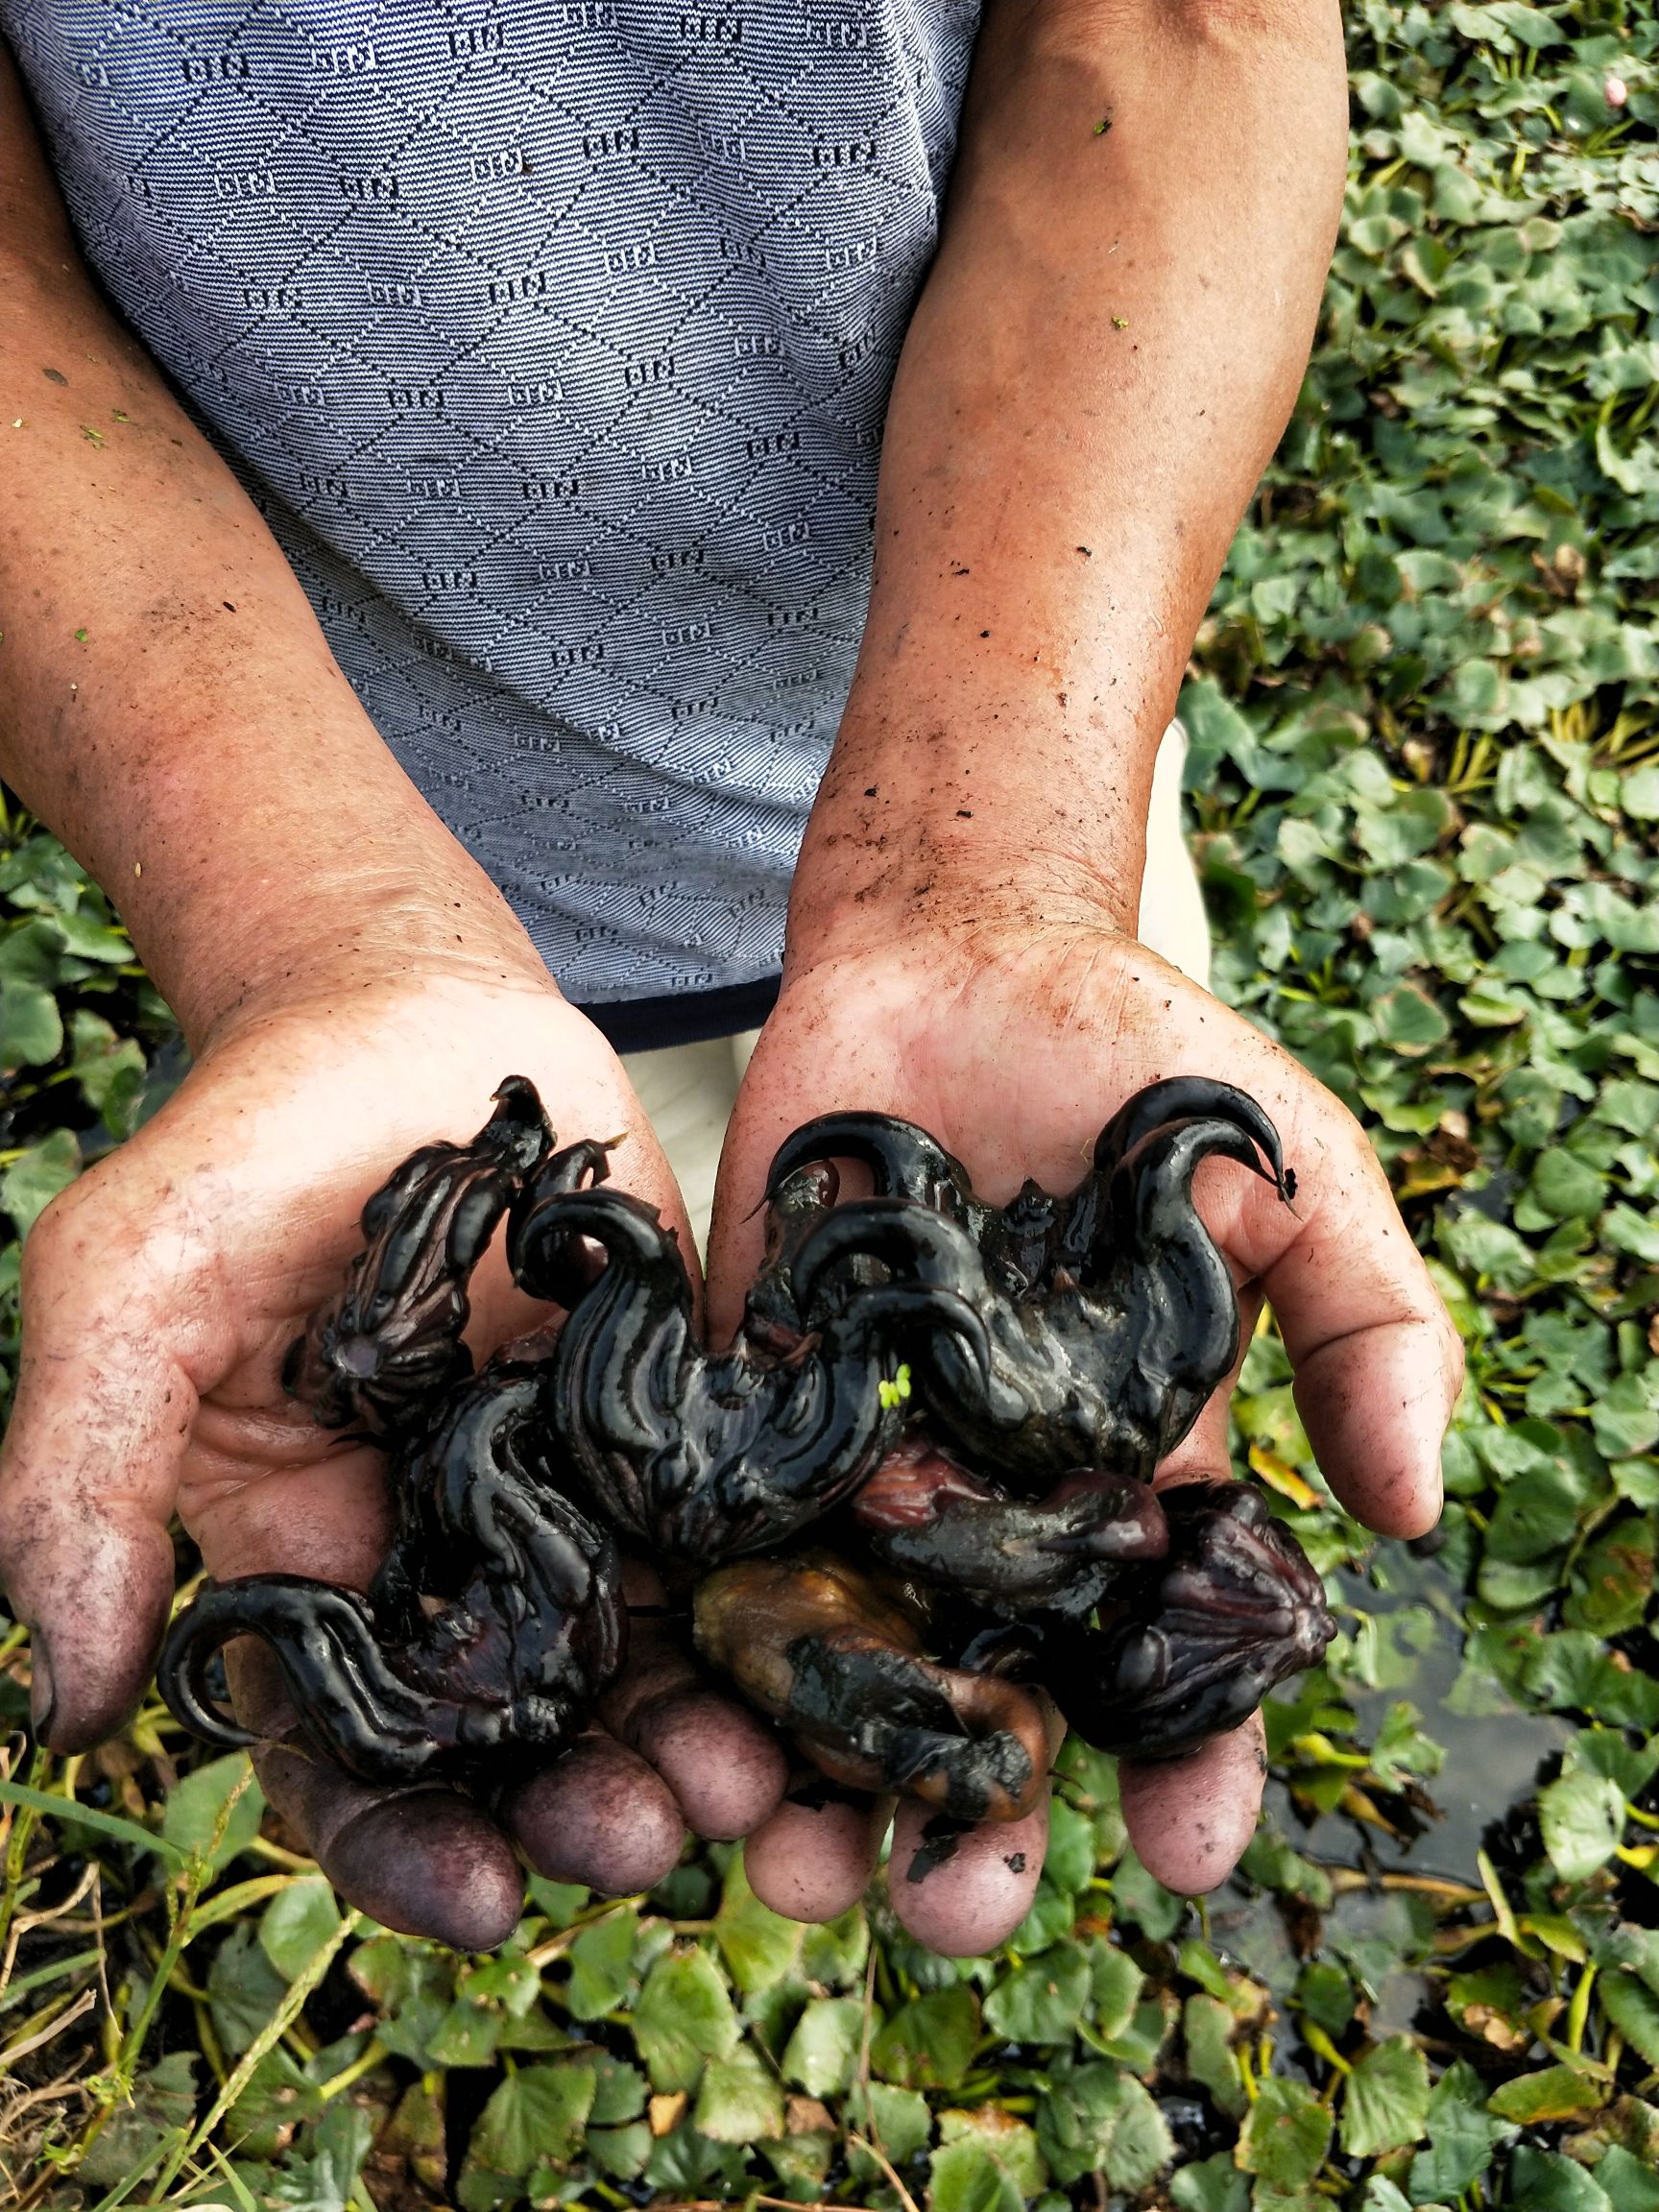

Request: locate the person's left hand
(705, 909), (1460, 1956)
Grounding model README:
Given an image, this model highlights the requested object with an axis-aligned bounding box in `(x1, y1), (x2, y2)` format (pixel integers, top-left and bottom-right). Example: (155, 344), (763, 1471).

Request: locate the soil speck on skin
(907, 1814), (970, 1882)
(43, 367), (68, 385)
(1004, 1851), (1026, 1874)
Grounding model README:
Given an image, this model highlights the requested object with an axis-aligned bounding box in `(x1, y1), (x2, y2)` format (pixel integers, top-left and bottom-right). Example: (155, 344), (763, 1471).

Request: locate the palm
(156, 979), (693, 1585)
(708, 919), (1456, 1910)
(2, 973), (802, 1949)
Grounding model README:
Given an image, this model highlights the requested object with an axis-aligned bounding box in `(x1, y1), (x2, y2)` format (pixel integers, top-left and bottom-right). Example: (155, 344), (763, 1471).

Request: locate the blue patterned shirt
(4, 0), (983, 1031)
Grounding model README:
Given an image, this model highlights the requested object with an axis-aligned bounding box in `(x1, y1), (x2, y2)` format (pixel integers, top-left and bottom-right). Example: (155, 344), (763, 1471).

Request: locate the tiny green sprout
(74, 627), (88, 642)
(1112, 316), (1130, 330)
(877, 1362), (913, 1411)
(1094, 116), (1112, 135)
(81, 424), (105, 447)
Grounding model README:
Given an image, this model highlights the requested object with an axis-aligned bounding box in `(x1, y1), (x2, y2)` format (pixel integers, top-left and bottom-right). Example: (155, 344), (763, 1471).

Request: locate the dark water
(1207, 1546), (1571, 2032)
(1324, 1546), (1571, 1882)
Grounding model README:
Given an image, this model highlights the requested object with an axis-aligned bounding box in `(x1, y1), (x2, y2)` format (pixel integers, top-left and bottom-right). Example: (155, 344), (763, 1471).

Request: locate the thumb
(0, 1167), (212, 1749)
(1257, 1084), (1462, 1542)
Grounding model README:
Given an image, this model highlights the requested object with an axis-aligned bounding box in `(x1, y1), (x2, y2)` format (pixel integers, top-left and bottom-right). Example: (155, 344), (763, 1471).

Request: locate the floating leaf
(1183, 1994), (1246, 2120)
(927, 2136), (1022, 2212)
(1407, 2061), (1516, 2201)
(982, 1941), (1092, 2045)
(0, 975), (62, 1068)
(465, 2059), (597, 2181)
(1035, 2061), (1171, 2191)
(1599, 1971), (1659, 2070)
(870, 1984), (980, 2093)
(781, 1997), (863, 2098)
(259, 1876), (343, 1982)
(1504, 2146), (1618, 2212)
(0, 1127), (79, 1237)
(1539, 1768), (1626, 1883)
(631, 1947), (739, 2093)
(565, 1906), (638, 2021)
(1172, 2153), (1249, 2212)
(694, 2045), (783, 2143)
(1238, 2075), (1332, 2192)
(159, 1753), (264, 1872)
(1340, 2036), (1432, 2158)
(713, 1854), (802, 1995)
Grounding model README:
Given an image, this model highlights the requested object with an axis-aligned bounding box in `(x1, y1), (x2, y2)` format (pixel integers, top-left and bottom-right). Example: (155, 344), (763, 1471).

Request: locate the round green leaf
(1340, 2035), (1431, 2158)
(1538, 1768), (1625, 1883)
(781, 1996), (864, 2097)
(258, 1874), (342, 1981)
(1238, 2076), (1333, 2192)
(631, 1945), (739, 2092)
(0, 975), (63, 1069)
(693, 2045), (783, 2143)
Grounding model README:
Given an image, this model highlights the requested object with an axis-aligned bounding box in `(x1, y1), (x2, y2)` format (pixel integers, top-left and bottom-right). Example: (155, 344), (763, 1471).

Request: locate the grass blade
(0, 1780), (186, 1865)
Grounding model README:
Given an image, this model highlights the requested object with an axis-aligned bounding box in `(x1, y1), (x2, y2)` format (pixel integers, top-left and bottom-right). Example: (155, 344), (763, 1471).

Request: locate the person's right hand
(0, 967), (795, 1949)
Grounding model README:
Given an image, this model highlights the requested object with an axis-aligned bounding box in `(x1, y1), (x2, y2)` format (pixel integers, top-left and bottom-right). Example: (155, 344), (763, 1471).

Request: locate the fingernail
(28, 1631), (55, 1742)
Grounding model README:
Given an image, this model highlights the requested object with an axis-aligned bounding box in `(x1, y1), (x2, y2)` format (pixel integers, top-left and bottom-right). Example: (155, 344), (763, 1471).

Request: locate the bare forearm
(791, 0), (1347, 952)
(0, 47), (545, 1046)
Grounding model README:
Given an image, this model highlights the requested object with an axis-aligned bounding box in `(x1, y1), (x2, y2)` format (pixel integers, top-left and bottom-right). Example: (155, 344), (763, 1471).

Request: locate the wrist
(785, 701), (1152, 976)
(4, 635), (554, 1051)
(97, 761), (554, 1055)
(179, 865), (557, 1061)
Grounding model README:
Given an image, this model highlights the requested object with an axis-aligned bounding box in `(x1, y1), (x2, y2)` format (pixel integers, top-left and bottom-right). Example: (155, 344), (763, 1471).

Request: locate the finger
(1288, 1313), (1458, 1541)
(0, 1172), (232, 1750)
(596, 1616), (788, 1839)
(745, 1784), (889, 1923)
(503, 1734), (685, 1896)
(1150, 1072), (1455, 1539)
(1256, 1106), (1459, 1539)
(1118, 1709), (1267, 1895)
(1137, 1022), (1458, 1539)
(886, 1791), (1048, 1957)
(228, 1642), (523, 1951)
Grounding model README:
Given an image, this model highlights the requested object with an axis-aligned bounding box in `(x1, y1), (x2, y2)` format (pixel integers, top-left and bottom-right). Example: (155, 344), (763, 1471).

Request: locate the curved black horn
(510, 1184), (684, 1307)
(789, 1196), (988, 1318)
(1106, 1117), (1288, 1246)
(156, 1587), (261, 1752)
(482, 1075), (560, 1175)
(766, 1114), (974, 1214)
(157, 1575), (459, 1783)
(1094, 1078), (1287, 1192)
(819, 1278), (995, 1387)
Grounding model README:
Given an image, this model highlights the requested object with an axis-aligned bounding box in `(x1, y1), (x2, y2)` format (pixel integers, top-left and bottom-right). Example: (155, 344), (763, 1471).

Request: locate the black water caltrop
(156, 1073), (1334, 1810)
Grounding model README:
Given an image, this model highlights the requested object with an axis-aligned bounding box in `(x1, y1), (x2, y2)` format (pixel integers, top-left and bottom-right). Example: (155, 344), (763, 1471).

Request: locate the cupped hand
(706, 915), (1462, 1953)
(0, 969), (791, 1949)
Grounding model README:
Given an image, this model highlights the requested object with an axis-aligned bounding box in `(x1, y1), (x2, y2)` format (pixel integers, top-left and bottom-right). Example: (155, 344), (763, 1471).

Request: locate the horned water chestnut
(158, 1075), (1334, 1825)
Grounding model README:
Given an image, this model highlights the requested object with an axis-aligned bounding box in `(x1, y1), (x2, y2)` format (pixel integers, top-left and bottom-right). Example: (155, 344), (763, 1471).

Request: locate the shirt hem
(577, 974), (782, 1054)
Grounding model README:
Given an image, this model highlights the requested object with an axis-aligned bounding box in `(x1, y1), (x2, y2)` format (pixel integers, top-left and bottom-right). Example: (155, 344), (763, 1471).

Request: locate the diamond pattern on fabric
(6, 0), (982, 999)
